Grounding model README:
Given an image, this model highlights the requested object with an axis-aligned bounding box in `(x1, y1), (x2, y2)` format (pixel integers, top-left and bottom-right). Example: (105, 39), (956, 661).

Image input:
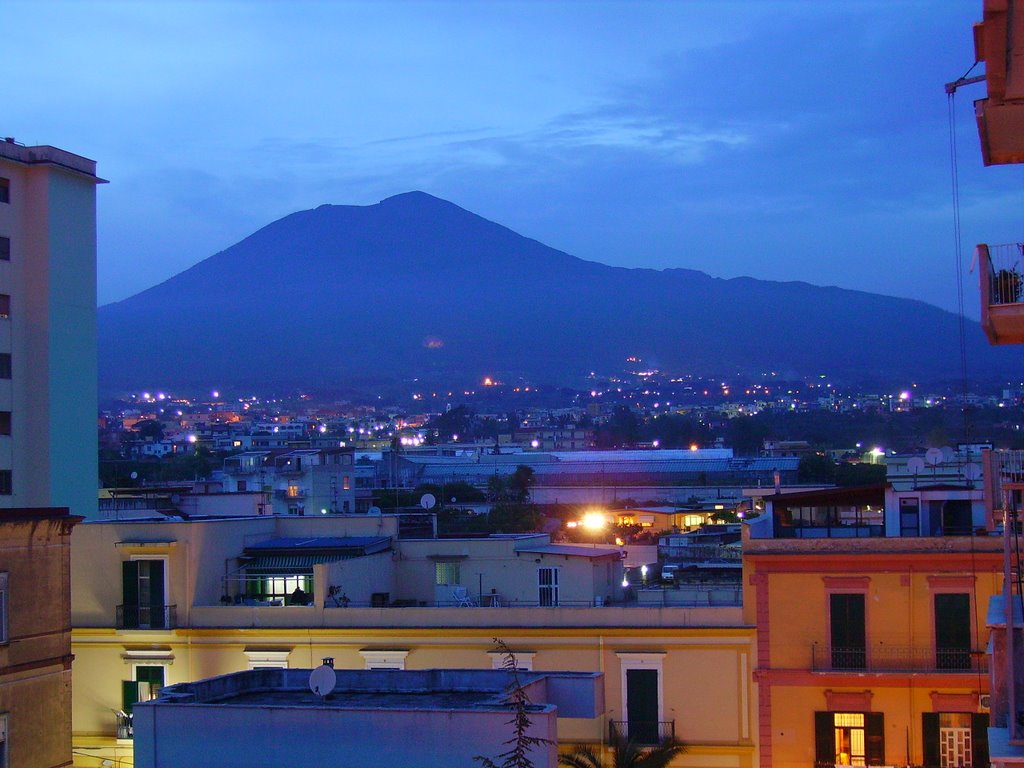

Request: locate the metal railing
(811, 644), (986, 673)
(609, 720), (675, 745)
(980, 243), (1024, 305)
(116, 604), (177, 630)
(116, 711), (133, 739)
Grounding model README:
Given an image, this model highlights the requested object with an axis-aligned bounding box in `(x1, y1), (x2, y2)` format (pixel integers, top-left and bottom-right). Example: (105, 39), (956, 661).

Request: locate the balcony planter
(993, 268), (1023, 304)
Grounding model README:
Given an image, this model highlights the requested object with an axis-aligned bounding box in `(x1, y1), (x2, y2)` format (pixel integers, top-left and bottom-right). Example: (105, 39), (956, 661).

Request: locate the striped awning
(242, 554), (346, 571)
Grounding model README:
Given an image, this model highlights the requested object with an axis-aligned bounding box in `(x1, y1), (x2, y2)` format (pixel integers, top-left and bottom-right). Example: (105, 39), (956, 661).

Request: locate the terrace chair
(452, 587), (476, 607)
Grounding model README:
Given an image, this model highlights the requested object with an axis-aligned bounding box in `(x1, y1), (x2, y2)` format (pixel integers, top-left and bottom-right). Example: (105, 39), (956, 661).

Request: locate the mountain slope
(98, 191), (1016, 391)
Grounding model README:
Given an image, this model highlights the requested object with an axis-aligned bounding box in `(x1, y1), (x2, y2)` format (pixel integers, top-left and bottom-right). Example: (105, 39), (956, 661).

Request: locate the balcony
(116, 711), (133, 740)
(810, 644), (987, 674)
(116, 604), (177, 630)
(609, 719), (675, 745)
(978, 243), (1024, 344)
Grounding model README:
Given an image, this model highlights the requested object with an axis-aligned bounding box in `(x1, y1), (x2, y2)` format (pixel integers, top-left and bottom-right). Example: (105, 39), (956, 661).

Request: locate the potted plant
(994, 267), (1023, 304)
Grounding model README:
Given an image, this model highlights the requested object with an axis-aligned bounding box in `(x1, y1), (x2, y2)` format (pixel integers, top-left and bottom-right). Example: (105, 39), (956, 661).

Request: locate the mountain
(98, 191), (1016, 392)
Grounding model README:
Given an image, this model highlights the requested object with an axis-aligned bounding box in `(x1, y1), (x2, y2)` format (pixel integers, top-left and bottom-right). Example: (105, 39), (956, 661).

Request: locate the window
(343, 475), (350, 490)
(923, 712), (988, 768)
(287, 484), (300, 498)
(435, 562), (461, 586)
(489, 650), (535, 671)
(359, 650), (408, 670)
(934, 593), (972, 669)
(236, 480), (247, 492)
(244, 649), (290, 669)
(0, 178), (8, 204)
(0, 712), (7, 768)
(247, 573), (312, 605)
(538, 567), (559, 607)
(0, 237), (8, 261)
(122, 665), (165, 716)
(0, 354), (10, 379)
(0, 572), (7, 644)
(121, 559), (167, 629)
(0, 412), (9, 436)
(830, 593), (866, 669)
(899, 497), (920, 537)
(0, 471), (10, 496)
(814, 711), (884, 766)
(617, 652), (665, 745)
(0, 295), (8, 319)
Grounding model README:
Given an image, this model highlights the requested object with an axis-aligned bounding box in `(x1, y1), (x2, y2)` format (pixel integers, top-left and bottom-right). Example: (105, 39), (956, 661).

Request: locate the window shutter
(972, 713), (990, 768)
(865, 712), (885, 766)
(121, 561), (139, 628)
(921, 712), (939, 768)
(122, 680), (140, 715)
(814, 712), (834, 766)
(149, 561), (165, 628)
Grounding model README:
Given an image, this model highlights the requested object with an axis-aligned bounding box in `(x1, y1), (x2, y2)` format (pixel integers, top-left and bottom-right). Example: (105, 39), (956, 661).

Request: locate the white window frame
(616, 652), (666, 724)
(129, 554), (170, 618)
(489, 651), (535, 671)
(538, 566), (560, 607)
(245, 649), (291, 669)
(359, 650), (409, 670)
(0, 572), (7, 644)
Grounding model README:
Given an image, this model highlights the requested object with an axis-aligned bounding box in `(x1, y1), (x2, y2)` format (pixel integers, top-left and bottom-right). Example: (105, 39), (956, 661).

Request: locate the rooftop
(0, 139), (102, 179)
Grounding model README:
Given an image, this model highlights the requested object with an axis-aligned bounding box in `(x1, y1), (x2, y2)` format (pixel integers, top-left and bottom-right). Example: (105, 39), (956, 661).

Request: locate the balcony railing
(609, 720), (675, 745)
(978, 243), (1024, 344)
(116, 604), (177, 630)
(116, 711), (133, 739)
(811, 644), (986, 673)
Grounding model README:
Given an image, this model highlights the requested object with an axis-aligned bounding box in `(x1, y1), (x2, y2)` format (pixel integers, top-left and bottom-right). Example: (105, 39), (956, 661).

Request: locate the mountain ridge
(97, 192), (1016, 392)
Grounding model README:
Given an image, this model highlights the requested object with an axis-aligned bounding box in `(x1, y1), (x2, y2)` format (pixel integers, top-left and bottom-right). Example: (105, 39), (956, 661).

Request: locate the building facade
(0, 140), (102, 520)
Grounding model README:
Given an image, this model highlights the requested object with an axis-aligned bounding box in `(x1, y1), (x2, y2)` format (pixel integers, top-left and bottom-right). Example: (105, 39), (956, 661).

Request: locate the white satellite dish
(907, 457), (926, 475)
(309, 664), (337, 697)
(420, 493), (436, 510)
(368, 506), (382, 516)
(925, 448), (943, 466)
(965, 463), (982, 481)
(130, 471), (138, 480)
(941, 446), (956, 463)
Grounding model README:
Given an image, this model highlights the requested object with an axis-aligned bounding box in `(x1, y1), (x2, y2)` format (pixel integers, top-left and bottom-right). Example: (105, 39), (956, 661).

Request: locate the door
(830, 593), (866, 669)
(935, 593), (971, 670)
(122, 559), (166, 629)
(625, 668), (659, 744)
(538, 567), (559, 607)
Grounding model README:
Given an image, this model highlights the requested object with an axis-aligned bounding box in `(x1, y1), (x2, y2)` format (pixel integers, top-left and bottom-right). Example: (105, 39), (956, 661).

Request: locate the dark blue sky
(7, 1), (1018, 317)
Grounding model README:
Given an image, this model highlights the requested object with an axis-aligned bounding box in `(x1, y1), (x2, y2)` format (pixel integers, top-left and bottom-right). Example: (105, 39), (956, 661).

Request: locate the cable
(947, 91), (973, 443)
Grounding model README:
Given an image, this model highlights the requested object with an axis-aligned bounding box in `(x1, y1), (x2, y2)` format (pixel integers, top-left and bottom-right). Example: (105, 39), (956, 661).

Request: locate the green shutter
(972, 713), (989, 768)
(865, 712), (885, 766)
(121, 561), (139, 629)
(122, 680), (140, 714)
(814, 712), (834, 766)
(149, 561), (165, 629)
(921, 712), (939, 768)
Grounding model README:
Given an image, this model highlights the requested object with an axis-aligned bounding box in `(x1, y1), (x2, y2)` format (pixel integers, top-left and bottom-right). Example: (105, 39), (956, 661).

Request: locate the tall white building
(0, 139), (103, 519)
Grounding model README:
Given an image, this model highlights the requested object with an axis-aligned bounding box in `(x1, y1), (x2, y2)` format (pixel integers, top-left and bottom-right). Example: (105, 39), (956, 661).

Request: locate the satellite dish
(130, 471), (138, 480)
(925, 448), (943, 466)
(907, 457), (926, 475)
(309, 664), (336, 697)
(964, 463), (983, 481)
(941, 446), (956, 463)
(368, 506), (382, 516)
(420, 493), (436, 510)
(170, 494), (182, 505)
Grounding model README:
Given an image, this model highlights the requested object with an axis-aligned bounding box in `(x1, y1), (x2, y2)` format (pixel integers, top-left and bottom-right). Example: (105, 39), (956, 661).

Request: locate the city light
(581, 511), (606, 530)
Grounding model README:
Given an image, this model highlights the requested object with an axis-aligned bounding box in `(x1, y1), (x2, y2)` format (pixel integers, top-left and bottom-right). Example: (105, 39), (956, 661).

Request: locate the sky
(6, 0), (1021, 317)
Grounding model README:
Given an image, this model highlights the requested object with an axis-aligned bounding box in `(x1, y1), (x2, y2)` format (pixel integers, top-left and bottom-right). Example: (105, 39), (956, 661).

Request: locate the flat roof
(516, 544), (622, 559)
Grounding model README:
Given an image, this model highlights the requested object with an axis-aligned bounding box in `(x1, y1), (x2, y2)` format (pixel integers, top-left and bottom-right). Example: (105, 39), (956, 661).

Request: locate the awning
(243, 554), (347, 571)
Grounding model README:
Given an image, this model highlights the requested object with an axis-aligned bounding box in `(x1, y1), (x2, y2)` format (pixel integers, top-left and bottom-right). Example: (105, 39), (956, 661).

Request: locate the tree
(558, 736), (685, 768)
(475, 640), (554, 768)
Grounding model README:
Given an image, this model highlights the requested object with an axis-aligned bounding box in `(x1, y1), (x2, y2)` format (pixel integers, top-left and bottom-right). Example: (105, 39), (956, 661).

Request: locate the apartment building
(0, 508), (80, 768)
(0, 139), (102, 519)
(70, 513), (755, 768)
(743, 460), (998, 768)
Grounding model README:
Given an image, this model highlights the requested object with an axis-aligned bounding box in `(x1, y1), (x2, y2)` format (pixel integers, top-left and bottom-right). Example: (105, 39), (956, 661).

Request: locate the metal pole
(1005, 487), (1017, 739)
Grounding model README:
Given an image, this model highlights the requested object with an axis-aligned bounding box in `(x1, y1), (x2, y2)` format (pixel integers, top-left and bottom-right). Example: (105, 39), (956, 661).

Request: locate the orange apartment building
(744, 476), (999, 768)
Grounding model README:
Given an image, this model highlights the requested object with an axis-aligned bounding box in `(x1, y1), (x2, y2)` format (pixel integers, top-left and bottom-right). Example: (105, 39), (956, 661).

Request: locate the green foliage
(475, 639), (555, 768)
(798, 453), (885, 487)
(558, 737), (685, 768)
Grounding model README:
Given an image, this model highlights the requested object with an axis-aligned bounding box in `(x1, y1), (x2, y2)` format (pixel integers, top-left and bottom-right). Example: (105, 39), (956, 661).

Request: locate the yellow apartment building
(70, 513), (755, 767)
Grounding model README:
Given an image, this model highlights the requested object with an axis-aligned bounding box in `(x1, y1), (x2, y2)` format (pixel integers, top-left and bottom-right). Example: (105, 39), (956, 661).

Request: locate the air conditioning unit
(980, 694), (991, 711)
